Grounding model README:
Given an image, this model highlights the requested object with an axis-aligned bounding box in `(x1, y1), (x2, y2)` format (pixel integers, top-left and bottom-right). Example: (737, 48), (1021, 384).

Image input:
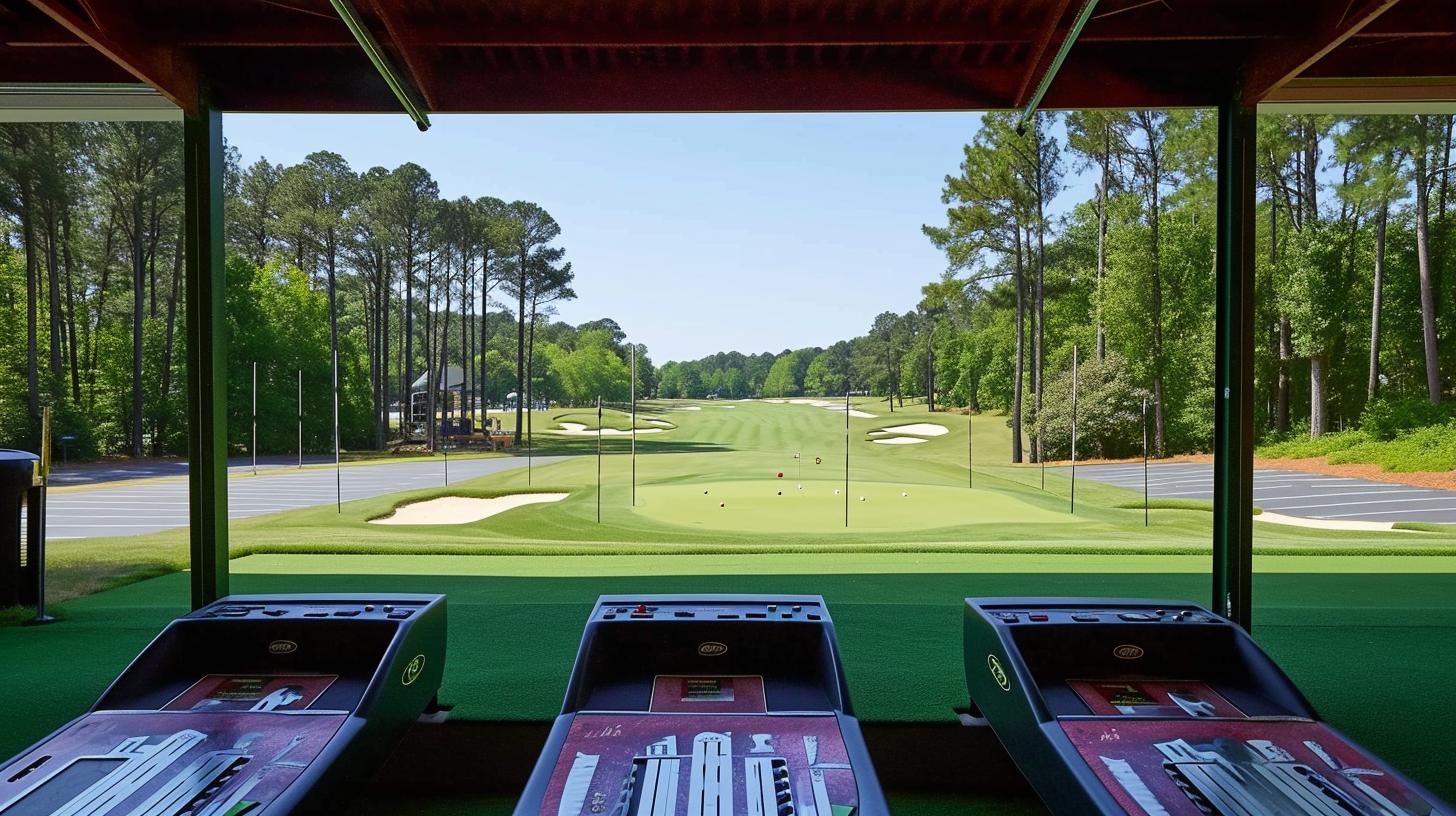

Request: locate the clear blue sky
(224, 112), (1091, 362)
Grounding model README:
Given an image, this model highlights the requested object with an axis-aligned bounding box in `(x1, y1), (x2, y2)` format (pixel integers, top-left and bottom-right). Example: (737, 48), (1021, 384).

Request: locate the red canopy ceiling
(2, 0), (1454, 115)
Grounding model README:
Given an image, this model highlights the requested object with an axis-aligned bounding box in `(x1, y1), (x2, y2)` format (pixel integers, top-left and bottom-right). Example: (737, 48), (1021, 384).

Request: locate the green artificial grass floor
(2, 554), (1453, 805)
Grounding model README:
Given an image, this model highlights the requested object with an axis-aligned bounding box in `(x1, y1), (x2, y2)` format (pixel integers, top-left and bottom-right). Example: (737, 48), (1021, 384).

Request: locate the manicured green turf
(31, 400), (1456, 603)
(3, 555), (1453, 802)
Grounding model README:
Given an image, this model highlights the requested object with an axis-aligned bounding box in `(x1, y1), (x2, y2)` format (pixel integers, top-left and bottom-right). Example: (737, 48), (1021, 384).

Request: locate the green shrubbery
(1257, 416), (1456, 473)
(1359, 395), (1456, 441)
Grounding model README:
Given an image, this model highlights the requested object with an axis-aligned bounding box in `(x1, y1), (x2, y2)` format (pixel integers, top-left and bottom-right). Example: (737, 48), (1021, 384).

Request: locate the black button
(333, 610), (360, 617)
(718, 613), (739, 619)
(1119, 613), (1152, 621)
(383, 605), (394, 613)
(263, 609), (287, 617)
(603, 613), (616, 619)
(1072, 614), (1099, 622)
(767, 605), (778, 612)
(675, 611), (695, 618)
(747, 612), (766, 619)
(792, 605), (802, 612)
(781, 612), (792, 618)
(304, 612), (328, 618)
(807, 613), (821, 621)
(388, 612), (412, 619)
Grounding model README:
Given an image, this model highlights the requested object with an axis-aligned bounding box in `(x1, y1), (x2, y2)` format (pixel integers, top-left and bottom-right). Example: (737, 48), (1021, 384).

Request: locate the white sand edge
(1253, 511), (1417, 532)
(878, 422), (949, 437)
(554, 422), (665, 436)
(370, 493), (569, 525)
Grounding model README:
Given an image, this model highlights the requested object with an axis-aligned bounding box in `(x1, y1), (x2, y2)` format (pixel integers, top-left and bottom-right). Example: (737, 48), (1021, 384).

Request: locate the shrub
(1360, 395), (1456, 441)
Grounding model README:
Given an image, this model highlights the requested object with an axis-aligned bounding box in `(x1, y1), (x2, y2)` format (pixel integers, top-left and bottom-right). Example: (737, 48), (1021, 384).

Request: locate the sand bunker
(823, 405), (877, 418)
(555, 422), (665, 436)
(644, 419), (673, 426)
(370, 493), (568, 525)
(873, 436), (928, 445)
(878, 423), (949, 437)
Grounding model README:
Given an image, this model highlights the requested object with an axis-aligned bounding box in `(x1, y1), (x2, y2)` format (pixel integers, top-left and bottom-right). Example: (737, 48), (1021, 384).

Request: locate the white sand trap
(789, 399), (821, 405)
(672, 406), (702, 411)
(1253, 511), (1419, 533)
(715, 405), (737, 408)
(371, 493), (568, 525)
(644, 419), (673, 426)
(763, 399), (787, 404)
(878, 423), (948, 437)
(555, 422), (664, 436)
(823, 406), (877, 418)
(873, 436), (928, 445)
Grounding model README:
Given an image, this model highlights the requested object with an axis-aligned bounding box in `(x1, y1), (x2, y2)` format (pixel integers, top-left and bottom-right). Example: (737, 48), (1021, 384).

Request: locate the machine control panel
(981, 605), (1217, 626)
(192, 598), (428, 621)
(594, 598), (827, 622)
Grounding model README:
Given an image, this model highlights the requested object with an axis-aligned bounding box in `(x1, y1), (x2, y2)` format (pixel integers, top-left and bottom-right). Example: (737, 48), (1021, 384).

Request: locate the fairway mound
(370, 493), (568, 525)
(554, 422), (665, 436)
(873, 437), (927, 445)
(878, 423), (949, 437)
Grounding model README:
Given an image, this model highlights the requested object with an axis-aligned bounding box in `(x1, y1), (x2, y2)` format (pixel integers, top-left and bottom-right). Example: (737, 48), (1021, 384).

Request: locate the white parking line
(1267, 496), (1456, 511)
(1319, 507), (1456, 519)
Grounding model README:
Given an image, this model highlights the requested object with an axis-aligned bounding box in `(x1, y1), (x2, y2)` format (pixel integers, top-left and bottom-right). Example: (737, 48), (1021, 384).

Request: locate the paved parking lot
(1072, 461), (1456, 523)
(36, 455), (561, 539)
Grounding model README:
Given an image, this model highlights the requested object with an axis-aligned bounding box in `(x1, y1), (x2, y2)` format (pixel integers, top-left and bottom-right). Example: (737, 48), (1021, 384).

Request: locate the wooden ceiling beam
(1241, 0), (1406, 103)
(22, 0), (199, 112)
(358, 0), (438, 110)
(1013, 0), (1074, 107)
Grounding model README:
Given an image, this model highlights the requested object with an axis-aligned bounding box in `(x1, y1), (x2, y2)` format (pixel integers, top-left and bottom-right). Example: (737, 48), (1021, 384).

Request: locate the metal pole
(968, 409), (973, 488)
(334, 346), (340, 512)
(27, 406), (55, 625)
(597, 395), (603, 523)
(183, 99), (229, 608)
(443, 434), (449, 486)
(631, 344), (637, 507)
(252, 361), (257, 476)
(1071, 346), (1078, 514)
(1212, 97), (1258, 630)
(1143, 396), (1149, 527)
(297, 370), (303, 468)
(844, 388), (850, 528)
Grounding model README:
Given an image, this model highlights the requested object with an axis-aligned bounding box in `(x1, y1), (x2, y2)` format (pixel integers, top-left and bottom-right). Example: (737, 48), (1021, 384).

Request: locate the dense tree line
(661, 112), (1456, 462)
(0, 122), (652, 458)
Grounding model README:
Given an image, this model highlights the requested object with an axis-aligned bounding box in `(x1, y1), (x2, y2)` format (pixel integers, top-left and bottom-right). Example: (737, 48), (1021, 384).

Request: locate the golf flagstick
(1142, 396), (1149, 526)
(297, 370), (303, 469)
(1070, 345), (1077, 514)
(334, 346), (341, 511)
(596, 396), (603, 523)
(968, 408), (973, 488)
(630, 344), (636, 508)
(844, 387), (850, 528)
(252, 361), (258, 476)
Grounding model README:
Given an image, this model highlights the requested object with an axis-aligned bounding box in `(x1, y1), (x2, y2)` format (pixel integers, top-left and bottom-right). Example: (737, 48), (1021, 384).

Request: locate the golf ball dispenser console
(964, 597), (1450, 816)
(0, 594), (446, 816)
(517, 595), (888, 816)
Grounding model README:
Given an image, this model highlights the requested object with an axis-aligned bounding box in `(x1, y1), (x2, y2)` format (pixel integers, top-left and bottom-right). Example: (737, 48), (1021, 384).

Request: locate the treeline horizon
(661, 111), (1456, 463)
(0, 122), (662, 459)
(4, 111), (1454, 464)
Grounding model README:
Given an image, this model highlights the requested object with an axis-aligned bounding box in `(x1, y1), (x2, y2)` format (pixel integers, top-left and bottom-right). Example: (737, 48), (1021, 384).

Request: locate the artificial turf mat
(1, 561), (1453, 804)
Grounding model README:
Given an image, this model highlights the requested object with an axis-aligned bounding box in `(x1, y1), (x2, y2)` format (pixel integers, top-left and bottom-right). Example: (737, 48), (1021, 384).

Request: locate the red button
(1029, 614), (1049, 622)
(635, 604), (648, 614)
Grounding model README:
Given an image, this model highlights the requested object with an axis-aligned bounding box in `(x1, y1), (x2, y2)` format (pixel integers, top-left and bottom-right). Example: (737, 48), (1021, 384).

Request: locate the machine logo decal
(697, 641), (729, 657)
(1113, 644), (1146, 660)
(402, 655), (426, 686)
(987, 655), (1011, 691)
(268, 640), (298, 655)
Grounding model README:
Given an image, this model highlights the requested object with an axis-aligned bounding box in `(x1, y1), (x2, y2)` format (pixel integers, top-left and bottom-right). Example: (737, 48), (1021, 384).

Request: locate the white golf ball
(901, 491), (909, 497)
(859, 496), (866, 502)
(833, 489), (840, 495)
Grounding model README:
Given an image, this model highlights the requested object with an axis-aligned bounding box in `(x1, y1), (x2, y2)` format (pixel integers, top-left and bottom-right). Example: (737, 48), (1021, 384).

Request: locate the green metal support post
(184, 94), (229, 608)
(1213, 97), (1257, 630)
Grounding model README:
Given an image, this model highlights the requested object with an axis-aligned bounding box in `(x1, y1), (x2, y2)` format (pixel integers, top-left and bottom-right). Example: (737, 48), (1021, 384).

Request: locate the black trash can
(0, 449), (43, 608)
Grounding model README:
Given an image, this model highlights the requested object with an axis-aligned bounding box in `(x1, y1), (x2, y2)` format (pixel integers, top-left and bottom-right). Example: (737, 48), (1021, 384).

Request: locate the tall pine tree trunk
(131, 200), (144, 458)
(1095, 142), (1108, 361)
(1011, 235), (1025, 464)
(63, 209), (81, 405)
(1367, 200), (1388, 401)
(514, 250), (527, 444)
(1415, 153), (1441, 404)
(1309, 353), (1328, 437)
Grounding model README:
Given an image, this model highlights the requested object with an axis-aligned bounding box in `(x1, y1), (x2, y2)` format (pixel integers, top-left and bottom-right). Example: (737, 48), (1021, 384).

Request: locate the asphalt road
(1071, 461), (1456, 523)
(37, 455), (563, 539)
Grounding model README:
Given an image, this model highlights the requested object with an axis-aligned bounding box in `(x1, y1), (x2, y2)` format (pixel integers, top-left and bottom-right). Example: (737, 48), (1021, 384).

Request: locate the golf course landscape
(5, 399), (1456, 814)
